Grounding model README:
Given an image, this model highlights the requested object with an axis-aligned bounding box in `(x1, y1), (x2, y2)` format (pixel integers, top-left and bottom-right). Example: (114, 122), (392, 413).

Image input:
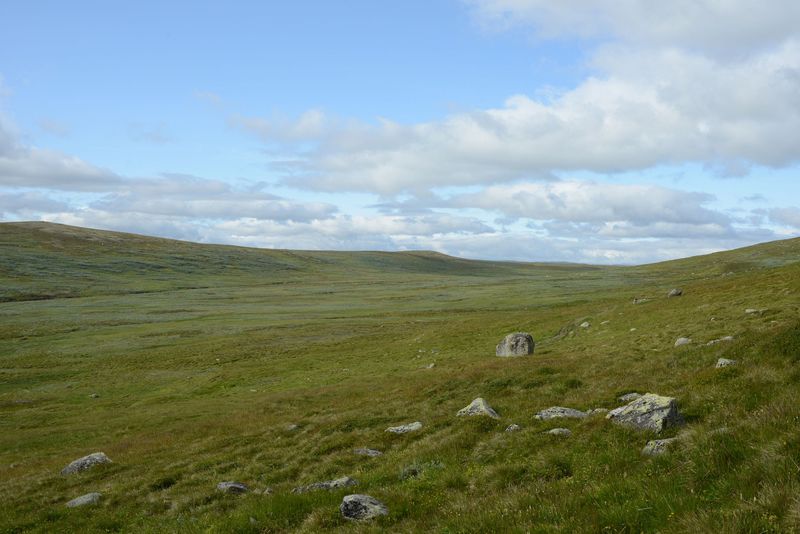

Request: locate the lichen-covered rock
(716, 358), (737, 368)
(340, 494), (389, 521)
(545, 428), (572, 437)
(66, 492), (102, 508)
(385, 421), (422, 434)
(456, 397), (500, 419)
(505, 423), (521, 432)
(217, 481), (249, 494)
(607, 393), (684, 433)
(674, 337), (692, 347)
(496, 333), (535, 356)
(293, 476), (357, 494)
(61, 452), (111, 475)
(534, 407), (588, 420)
(642, 438), (678, 456)
(354, 448), (383, 457)
(667, 288), (683, 297)
(618, 392), (642, 402)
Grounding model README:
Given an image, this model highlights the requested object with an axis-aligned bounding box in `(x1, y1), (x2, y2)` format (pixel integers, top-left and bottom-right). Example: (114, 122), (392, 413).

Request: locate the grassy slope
(1, 222), (799, 533)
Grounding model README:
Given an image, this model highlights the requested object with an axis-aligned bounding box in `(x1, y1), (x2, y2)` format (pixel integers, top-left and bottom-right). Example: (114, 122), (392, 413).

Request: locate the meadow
(1, 221), (799, 532)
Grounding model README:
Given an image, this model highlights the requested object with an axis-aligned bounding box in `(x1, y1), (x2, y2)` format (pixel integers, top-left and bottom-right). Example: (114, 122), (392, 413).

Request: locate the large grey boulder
(496, 333), (534, 356)
(340, 494), (389, 521)
(66, 492), (102, 508)
(61, 452), (112, 475)
(217, 481), (249, 494)
(534, 407), (588, 420)
(385, 421), (422, 434)
(642, 438), (678, 456)
(293, 476), (357, 494)
(456, 397), (500, 419)
(607, 393), (684, 433)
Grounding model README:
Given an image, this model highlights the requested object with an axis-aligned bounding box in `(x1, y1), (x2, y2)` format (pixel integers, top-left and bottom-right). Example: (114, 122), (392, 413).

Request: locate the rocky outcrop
(496, 333), (534, 356)
(607, 393), (684, 433)
(61, 452), (111, 475)
(456, 397), (500, 419)
(340, 494), (389, 521)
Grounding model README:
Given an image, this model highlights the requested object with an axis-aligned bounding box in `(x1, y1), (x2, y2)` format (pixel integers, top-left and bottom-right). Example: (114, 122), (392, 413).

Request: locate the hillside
(1, 223), (799, 532)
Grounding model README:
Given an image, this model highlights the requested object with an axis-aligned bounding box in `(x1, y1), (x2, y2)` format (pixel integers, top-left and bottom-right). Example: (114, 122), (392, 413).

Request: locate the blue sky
(1, 0), (798, 263)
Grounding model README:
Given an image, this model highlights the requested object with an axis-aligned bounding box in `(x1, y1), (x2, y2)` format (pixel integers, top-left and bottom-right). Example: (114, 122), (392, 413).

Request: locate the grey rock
(607, 393), (684, 433)
(716, 358), (737, 368)
(61, 452), (112, 475)
(354, 448), (383, 457)
(293, 476), (357, 494)
(496, 332), (535, 357)
(66, 492), (102, 508)
(456, 397), (500, 419)
(667, 288), (683, 297)
(618, 392), (642, 403)
(505, 423), (521, 432)
(385, 421), (422, 434)
(642, 438), (678, 456)
(545, 428), (572, 437)
(587, 408), (609, 415)
(745, 308), (766, 315)
(534, 407), (588, 420)
(88, 393), (99, 399)
(580, 321), (590, 328)
(674, 337), (692, 347)
(340, 494), (389, 521)
(217, 481), (249, 494)
(424, 363), (435, 369)
(286, 423), (300, 431)
(632, 297), (649, 304)
(707, 336), (734, 346)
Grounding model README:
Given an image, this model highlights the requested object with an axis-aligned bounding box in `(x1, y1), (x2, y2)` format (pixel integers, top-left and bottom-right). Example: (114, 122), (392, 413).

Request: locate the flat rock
(642, 438), (678, 456)
(607, 393), (684, 433)
(340, 494), (389, 521)
(61, 452), (112, 475)
(505, 423), (521, 432)
(667, 288), (683, 297)
(534, 407), (588, 420)
(456, 397), (500, 419)
(716, 358), (737, 368)
(217, 481), (249, 494)
(293, 476), (357, 494)
(674, 337), (692, 347)
(354, 448), (383, 457)
(66, 492), (102, 508)
(545, 428), (571, 437)
(385, 421), (422, 434)
(618, 393), (642, 402)
(496, 332), (535, 357)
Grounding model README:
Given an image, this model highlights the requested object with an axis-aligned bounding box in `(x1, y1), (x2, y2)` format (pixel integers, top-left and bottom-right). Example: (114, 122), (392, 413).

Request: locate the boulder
(534, 407), (588, 420)
(340, 494), (389, 521)
(217, 481), (249, 494)
(66, 492), (102, 508)
(545, 428), (571, 437)
(496, 333), (534, 357)
(607, 393), (684, 433)
(716, 358), (737, 368)
(505, 423), (521, 432)
(293, 476), (357, 494)
(385, 421), (422, 434)
(642, 438), (678, 456)
(674, 337), (692, 347)
(456, 397), (500, 419)
(354, 448), (383, 457)
(61, 452), (112, 475)
(618, 393), (642, 403)
(667, 288), (683, 297)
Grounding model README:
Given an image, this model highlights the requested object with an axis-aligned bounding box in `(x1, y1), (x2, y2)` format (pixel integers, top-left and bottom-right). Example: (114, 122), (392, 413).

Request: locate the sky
(1, 0), (799, 264)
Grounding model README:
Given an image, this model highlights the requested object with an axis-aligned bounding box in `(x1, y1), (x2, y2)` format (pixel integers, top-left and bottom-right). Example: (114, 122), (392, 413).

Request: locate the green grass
(1, 221), (800, 532)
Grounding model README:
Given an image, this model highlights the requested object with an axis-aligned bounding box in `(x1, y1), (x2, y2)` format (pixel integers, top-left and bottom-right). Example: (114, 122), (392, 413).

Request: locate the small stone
(745, 308), (763, 314)
(340, 494), (389, 521)
(674, 337), (692, 347)
(706, 336), (734, 346)
(505, 424), (521, 432)
(66, 492), (102, 508)
(618, 392), (642, 402)
(580, 321), (590, 328)
(630, 328), (637, 332)
(632, 298), (649, 304)
(424, 363), (435, 369)
(386, 421), (422, 434)
(496, 332), (535, 357)
(217, 481), (249, 494)
(607, 393), (684, 433)
(715, 358), (737, 368)
(354, 448), (383, 457)
(61, 452), (112, 475)
(456, 397), (500, 419)
(534, 407), (588, 420)
(642, 438), (678, 456)
(286, 423), (300, 431)
(88, 393), (99, 399)
(293, 476), (357, 494)
(667, 288), (683, 297)
(545, 428), (572, 437)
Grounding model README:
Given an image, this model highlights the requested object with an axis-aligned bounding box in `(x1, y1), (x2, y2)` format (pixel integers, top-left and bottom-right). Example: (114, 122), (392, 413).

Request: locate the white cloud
(769, 207), (800, 228)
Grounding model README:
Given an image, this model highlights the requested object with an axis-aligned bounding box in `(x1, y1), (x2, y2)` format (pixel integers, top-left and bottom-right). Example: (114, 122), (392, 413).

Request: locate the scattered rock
(580, 321), (590, 328)
(674, 337), (692, 347)
(642, 438), (678, 456)
(607, 393), (684, 433)
(587, 408), (609, 415)
(618, 393), (642, 403)
(217, 481), (249, 494)
(293, 476), (357, 494)
(340, 494), (389, 521)
(716, 358), (737, 368)
(66, 492), (102, 508)
(88, 393), (99, 399)
(61, 452), (112, 475)
(354, 448), (383, 457)
(706, 336), (734, 346)
(386, 421), (422, 434)
(667, 288), (683, 297)
(632, 298), (649, 304)
(534, 407), (588, 420)
(496, 332), (535, 357)
(545, 428), (572, 437)
(505, 424), (521, 432)
(456, 397), (500, 419)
